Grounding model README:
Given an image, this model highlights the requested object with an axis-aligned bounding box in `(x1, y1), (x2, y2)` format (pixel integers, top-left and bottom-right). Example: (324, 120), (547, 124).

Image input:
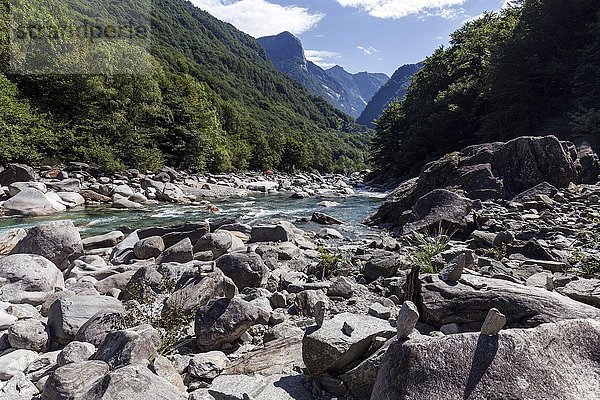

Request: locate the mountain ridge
(257, 31), (389, 119)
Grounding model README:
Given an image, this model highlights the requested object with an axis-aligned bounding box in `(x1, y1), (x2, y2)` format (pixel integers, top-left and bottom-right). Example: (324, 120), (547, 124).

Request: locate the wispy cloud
(335, 0), (467, 19)
(305, 50), (341, 68)
(191, 0), (324, 37)
(357, 45), (378, 55)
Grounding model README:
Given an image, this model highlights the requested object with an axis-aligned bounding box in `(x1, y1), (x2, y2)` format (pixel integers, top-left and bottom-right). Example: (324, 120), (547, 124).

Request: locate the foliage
(0, 0), (371, 172)
(408, 230), (451, 273)
(122, 276), (195, 356)
(317, 247), (352, 279)
(372, 0), (600, 176)
(568, 251), (600, 278)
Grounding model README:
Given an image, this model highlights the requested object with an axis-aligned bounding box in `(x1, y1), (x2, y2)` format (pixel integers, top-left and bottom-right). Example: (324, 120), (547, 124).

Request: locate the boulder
(194, 231), (244, 259)
(215, 252), (269, 290)
(94, 324), (161, 369)
(0, 254), (64, 305)
(294, 290), (329, 318)
(251, 224), (295, 243)
(8, 181), (46, 197)
(48, 295), (124, 345)
(11, 220), (83, 270)
(190, 374), (312, 400)
(0, 228), (26, 255)
(151, 355), (186, 393)
(311, 212), (343, 225)
(0, 164), (35, 186)
(421, 275), (600, 328)
(163, 269), (238, 317)
(0, 349), (38, 380)
(371, 319), (600, 400)
(7, 318), (48, 351)
(188, 351), (229, 380)
(156, 238), (193, 264)
(1, 189), (65, 216)
(403, 189), (474, 234)
(195, 297), (269, 351)
(133, 236), (165, 260)
(82, 231), (124, 251)
(112, 197), (143, 209)
(558, 278), (600, 308)
(74, 311), (125, 347)
(57, 341), (96, 366)
(302, 312), (396, 375)
(42, 360), (109, 400)
(366, 136), (581, 228)
(0, 372), (38, 399)
(47, 178), (80, 193)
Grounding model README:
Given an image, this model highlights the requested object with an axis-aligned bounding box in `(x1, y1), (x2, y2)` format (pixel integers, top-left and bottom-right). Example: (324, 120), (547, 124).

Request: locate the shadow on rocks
(463, 334), (499, 400)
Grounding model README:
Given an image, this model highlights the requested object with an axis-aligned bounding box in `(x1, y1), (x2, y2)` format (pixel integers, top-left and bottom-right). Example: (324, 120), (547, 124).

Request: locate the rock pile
(0, 136), (598, 399)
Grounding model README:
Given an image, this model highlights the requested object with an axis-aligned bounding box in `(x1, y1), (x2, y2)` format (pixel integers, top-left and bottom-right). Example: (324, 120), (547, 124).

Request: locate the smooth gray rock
(0, 349), (38, 380)
(8, 181), (46, 197)
(42, 360), (109, 400)
(74, 311), (125, 347)
(190, 374), (312, 400)
(439, 252), (474, 282)
(48, 295), (124, 345)
(1, 189), (65, 216)
(302, 312), (395, 375)
(421, 275), (600, 328)
(215, 252), (269, 290)
(8, 318), (48, 351)
(195, 298), (269, 351)
(368, 302), (391, 319)
(251, 224), (295, 243)
(151, 355), (186, 393)
(194, 231), (244, 259)
(0, 254), (64, 305)
(294, 290), (329, 318)
(82, 231), (124, 251)
(133, 236), (165, 260)
(0, 228), (26, 255)
(0, 372), (38, 399)
(57, 341), (96, 366)
(397, 301), (419, 340)
(188, 351), (229, 380)
(480, 308), (506, 335)
(371, 319), (600, 400)
(157, 238), (193, 264)
(558, 278), (600, 308)
(94, 324), (161, 370)
(11, 220), (83, 271)
(327, 276), (354, 299)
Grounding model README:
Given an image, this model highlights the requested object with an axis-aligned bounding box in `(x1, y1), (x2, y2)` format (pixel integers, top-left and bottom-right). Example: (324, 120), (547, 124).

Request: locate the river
(0, 189), (387, 240)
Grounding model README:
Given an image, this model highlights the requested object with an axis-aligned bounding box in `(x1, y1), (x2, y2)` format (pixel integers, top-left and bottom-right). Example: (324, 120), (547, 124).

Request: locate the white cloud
(305, 50), (341, 68)
(191, 0), (324, 37)
(335, 0), (467, 19)
(357, 45), (378, 55)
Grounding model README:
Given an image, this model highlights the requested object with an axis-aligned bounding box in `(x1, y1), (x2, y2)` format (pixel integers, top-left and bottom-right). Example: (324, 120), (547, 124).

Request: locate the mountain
(0, 0), (371, 173)
(357, 63), (422, 127)
(257, 32), (389, 118)
(371, 0), (600, 177)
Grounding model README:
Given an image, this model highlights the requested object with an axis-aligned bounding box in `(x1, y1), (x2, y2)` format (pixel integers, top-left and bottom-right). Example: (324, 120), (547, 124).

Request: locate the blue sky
(191, 0), (509, 75)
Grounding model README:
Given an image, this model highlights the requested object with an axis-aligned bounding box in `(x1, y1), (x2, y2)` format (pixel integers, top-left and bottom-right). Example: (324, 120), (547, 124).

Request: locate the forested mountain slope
(372, 0), (600, 177)
(0, 0), (371, 172)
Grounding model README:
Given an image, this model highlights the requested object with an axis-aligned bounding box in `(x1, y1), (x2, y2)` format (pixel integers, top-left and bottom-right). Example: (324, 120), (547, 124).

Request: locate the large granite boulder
(1, 189), (66, 216)
(420, 275), (600, 329)
(48, 295), (125, 345)
(0, 164), (35, 186)
(302, 312), (396, 376)
(11, 220), (83, 271)
(215, 252), (269, 290)
(94, 324), (161, 369)
(371, 319), (600, 400)
(0, 254), (64, 305)
(366, 136), (582, 228)
(195, 297), (269, 351)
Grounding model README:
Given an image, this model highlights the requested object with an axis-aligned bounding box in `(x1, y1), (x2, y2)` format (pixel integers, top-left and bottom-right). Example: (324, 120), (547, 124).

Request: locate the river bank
(0, 136), (599, 399)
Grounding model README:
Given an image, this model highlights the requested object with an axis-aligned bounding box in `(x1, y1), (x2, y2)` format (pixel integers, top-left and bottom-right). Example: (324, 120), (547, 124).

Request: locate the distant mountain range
(357, 63), (423, 128)
(258, 32), (389, 119)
